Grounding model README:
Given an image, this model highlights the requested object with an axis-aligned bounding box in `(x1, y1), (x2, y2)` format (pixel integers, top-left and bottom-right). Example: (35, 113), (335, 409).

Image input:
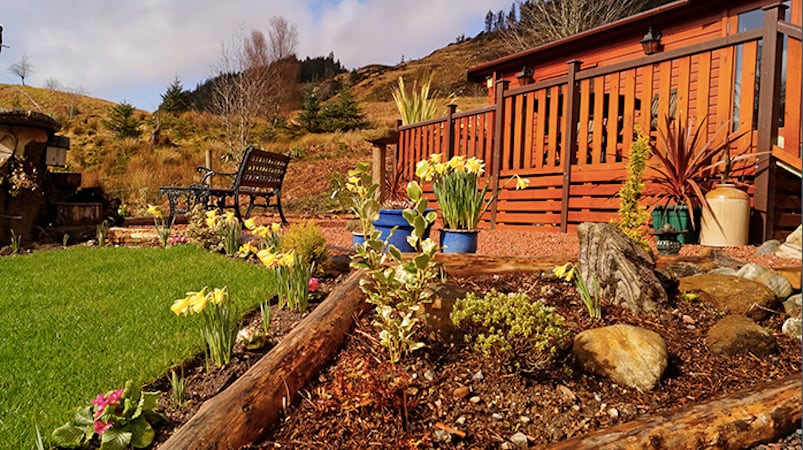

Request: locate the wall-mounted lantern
(640, 27), (663, 55)
(515, 66), (534, 85)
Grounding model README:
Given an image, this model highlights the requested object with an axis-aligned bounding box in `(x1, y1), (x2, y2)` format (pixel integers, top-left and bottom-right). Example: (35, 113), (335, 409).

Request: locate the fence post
(444, 104), (458, 159)
(753, 3), (786, 241)
(490, 80), (509, 229)
(204, 150), (213, 186)
(560, 60), (583, 233)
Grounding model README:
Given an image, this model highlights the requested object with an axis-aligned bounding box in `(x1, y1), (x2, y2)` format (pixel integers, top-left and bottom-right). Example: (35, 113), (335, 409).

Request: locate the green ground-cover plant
(0, 245), (273, 449)
(450, 290), (570, 372)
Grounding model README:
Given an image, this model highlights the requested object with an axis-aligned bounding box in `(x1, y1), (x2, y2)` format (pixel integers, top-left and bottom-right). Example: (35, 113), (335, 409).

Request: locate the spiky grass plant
(391, 74), (457, 125)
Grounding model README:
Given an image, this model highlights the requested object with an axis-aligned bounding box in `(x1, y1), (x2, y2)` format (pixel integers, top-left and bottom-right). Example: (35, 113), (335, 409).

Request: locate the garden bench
(160, 146), (290, 223)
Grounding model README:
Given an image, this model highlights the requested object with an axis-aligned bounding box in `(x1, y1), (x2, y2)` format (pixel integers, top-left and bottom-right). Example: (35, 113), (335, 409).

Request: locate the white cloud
(1, 0), (509, 111)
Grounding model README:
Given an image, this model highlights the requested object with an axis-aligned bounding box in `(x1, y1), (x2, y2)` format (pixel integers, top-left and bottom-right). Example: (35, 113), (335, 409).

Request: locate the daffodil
(146, 204), (161, 218)
(170, 296), (192, 316)
(205, 210), (218, 228)
(279, 251), (295, 268)
(514, 175), (530, 190)
(271, 222), (281, 233)
(553, 262), (576, 282)
(466, 157), (484, 174)
(223, 211), (237, 225)
(257, 249), (279, 268)
(429, 153), (442, 164)
(238, 243), (258, 256)
(211, 287), (227, 305)
(189, 288), (209, 313)
(448, 155), (466, 172)
(434, 162), (447, 175)
(243, 217), (256, 230)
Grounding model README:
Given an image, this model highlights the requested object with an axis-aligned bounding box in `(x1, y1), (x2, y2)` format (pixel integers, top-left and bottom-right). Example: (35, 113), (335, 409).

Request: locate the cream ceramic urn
(700, 183), (750, 246)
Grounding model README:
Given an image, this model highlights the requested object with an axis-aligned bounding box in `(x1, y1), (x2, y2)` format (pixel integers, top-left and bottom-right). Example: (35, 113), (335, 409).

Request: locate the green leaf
(51, 423), (87, 448)
(126, 418), (155, 448)
(74, 406), (95, 426)
(99, 428), (132, 450)
(388, 245), (402, 262)
(413, 254), (431, 270)
(139, 391), (160, 414)
(407, 181), (422, 200)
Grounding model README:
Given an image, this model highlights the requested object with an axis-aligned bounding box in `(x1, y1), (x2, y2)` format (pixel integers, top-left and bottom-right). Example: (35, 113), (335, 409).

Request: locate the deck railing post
(444, 104), (458, 159)
(490, 80), (509, 229)
(753, 3), (787, 241)
(560, 60), (583, 233)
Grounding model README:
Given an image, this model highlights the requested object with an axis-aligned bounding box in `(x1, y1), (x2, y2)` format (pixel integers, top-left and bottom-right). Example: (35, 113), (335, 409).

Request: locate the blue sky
(0, 0), (511, 112)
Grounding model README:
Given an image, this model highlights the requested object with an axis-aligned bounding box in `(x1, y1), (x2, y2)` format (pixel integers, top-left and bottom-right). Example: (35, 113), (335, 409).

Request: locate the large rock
(678, 274), (778, 320)
(736, 263), (793, 300)
(706, 315), (777, 357)
(572, 324), (668, 391)
(577, 223), (668, 313)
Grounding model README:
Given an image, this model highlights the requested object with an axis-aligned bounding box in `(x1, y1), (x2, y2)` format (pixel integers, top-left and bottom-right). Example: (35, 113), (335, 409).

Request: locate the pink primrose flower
(308, 277), (320, 292)
(93, 419), (112, 435)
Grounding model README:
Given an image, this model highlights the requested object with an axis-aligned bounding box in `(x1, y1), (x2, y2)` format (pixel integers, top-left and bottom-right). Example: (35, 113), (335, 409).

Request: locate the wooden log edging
(160, 270), (369, 450)
(546, 373), (802, 450)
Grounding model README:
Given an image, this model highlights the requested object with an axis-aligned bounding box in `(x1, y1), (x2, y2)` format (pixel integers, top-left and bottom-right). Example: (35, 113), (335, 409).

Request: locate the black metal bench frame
(161, 146), (290, 223)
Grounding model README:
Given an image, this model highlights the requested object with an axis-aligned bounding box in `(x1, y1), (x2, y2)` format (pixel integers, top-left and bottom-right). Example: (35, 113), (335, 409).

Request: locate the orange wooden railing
(396, 3), (801, 238)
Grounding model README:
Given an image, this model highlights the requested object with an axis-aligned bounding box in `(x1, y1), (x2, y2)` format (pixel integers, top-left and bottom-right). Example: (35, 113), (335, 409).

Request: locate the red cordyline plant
(649, 115), (752, 222)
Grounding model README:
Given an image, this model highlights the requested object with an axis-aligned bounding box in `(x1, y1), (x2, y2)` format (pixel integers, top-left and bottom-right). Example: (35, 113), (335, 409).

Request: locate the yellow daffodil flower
(189, 288), (209, 313)
(279, 251), (295, 268)
(205, 210), (218, 228)
(553, 263), (576, 282)
(146, 204), (161, 218)
(271, 222), (281, 233)
(429, 153), (442, 164)
(466, 157), (484, 174)
(515, 175), (530, 190)
(224, 211), (237, 225)
(170, 296), (192, 316)
(211, 288), (227, 305)
(257, 249), (279, 268)
(243, 217), (256, 230)
(434, 162), (447, 175)
(448, 156), (466, 172)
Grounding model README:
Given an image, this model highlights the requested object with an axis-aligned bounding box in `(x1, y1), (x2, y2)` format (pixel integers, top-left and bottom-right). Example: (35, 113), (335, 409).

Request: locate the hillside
(0, 34), (505, 217)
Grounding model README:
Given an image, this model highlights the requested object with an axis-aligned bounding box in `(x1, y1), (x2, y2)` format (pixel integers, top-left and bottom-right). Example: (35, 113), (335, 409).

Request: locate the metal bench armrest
(196, 165), (237, 185)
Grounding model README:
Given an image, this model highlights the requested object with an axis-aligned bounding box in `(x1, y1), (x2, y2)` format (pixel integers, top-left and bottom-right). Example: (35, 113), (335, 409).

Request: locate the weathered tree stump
(546, 372), (802, 449)
(577, 222), (668, 313)
(160, 270), (369, 450)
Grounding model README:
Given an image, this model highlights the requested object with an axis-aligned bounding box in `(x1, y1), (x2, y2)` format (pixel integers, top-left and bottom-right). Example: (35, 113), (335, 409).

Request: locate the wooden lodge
(393, 0), (802, 241)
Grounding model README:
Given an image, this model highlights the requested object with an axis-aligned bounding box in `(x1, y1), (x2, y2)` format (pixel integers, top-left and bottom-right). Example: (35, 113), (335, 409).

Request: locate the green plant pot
(651, 205), (700, 244)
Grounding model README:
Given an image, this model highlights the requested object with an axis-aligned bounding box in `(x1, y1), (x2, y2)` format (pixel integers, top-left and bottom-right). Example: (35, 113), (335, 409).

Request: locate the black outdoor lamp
(640, 27), (663, 55)
(516, 66), (534, 85)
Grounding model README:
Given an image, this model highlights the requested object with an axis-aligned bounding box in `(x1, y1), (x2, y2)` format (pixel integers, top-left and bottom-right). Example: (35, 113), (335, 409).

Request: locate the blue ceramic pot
(352, 232), (366, 249)
(373, 208), (434, 252)
(439, 229), (479, 253)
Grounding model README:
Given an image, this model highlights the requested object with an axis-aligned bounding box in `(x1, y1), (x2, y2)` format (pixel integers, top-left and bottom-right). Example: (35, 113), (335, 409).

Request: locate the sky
(0, 0), (511, 112)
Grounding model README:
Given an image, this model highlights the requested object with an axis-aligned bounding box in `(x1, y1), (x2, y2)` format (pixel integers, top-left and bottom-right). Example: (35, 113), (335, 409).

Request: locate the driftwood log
(547, 373), (802, 450)
(160, 270), (369, 450)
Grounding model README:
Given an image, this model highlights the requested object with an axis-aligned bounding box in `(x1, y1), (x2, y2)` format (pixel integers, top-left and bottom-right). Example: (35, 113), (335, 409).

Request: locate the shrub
(185, 205), (225, 253)
(101, 101), (141, 139)
(614, 131), (650, 250)
(278, 220), (328, 275)
(450, 290), (570, 372)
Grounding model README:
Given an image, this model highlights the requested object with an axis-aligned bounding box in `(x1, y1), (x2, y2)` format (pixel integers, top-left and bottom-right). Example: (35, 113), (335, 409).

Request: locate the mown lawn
(0, 244), (274, 449)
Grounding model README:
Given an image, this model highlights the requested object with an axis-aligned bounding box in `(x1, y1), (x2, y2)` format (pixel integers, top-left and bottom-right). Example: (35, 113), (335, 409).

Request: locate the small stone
(783, 294), (802, 316)
(423, 370), (435, 382)
(571, 404), (580, 412)
(782, 318), (802, 339)
(492, 412), (504, 420)
(432, 429), (451, 443)
(455, 415), (466, 425)
(594, 393), (602, 402)
(556, 384), (577, 403)
(501, 443), (513, 450)
(453, 386), (470, 399)
(607, 407), (620, 419)
(469, 396), (481, 404)
(509, 432), (529, 448)
(472, 370), (485, 381)
(681, 314), (696, 325)
(519, 416), (531, 424)
(756, 239), (781, 255)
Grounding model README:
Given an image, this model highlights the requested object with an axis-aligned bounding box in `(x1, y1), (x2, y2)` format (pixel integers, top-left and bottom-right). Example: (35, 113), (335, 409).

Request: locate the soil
(144, 216), (801, 449)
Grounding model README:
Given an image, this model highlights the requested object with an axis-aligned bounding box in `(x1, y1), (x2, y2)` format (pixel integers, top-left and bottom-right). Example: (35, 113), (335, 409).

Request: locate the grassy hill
(0, 35), (504, 216)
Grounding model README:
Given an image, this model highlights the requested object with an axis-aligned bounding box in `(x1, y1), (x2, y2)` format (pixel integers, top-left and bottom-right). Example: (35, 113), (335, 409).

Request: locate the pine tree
(485, 10), (494, 33)
(158, 77), (190, 113)
(298, 86), (321, 132)
(101, 102), (141, 139)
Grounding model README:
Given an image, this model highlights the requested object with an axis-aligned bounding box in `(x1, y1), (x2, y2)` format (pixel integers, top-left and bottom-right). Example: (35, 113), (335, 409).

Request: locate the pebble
(594, 393), (602, 402)
(453, 386), (470, 399)
(509, 432), (529, 448)
(472, 370), (485, 381)
(682, 314), (696, 325)
(492, 412), (504, 420)
(423, 370), (435, 382)
(556, 384), (577, 403)
(432, 429), (451, 443)
(469, 396), (481, 404)
(607, 407), (619, 419)
(455, 415), (466, 425)
(519, 415), (531, 424)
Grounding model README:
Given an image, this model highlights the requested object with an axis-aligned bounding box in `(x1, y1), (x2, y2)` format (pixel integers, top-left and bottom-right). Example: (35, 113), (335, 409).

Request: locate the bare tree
(209, 16), (299, 158)
(498, 0), (651, 53)
(9, 53), (33, 85)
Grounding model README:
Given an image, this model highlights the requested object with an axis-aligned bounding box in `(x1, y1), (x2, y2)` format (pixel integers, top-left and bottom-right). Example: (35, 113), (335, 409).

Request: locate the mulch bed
(148, 266), (800, 449)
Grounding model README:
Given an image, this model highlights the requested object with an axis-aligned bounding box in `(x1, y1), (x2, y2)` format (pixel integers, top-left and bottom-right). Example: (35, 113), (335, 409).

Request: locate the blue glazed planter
(352, 232), (366, 249)
(373, 208), (434, 252)
(439, 229), (479, 253)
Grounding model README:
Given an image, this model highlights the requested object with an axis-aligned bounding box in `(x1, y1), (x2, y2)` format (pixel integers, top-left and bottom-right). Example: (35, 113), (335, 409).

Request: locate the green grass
(0, 245), (275, 449)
